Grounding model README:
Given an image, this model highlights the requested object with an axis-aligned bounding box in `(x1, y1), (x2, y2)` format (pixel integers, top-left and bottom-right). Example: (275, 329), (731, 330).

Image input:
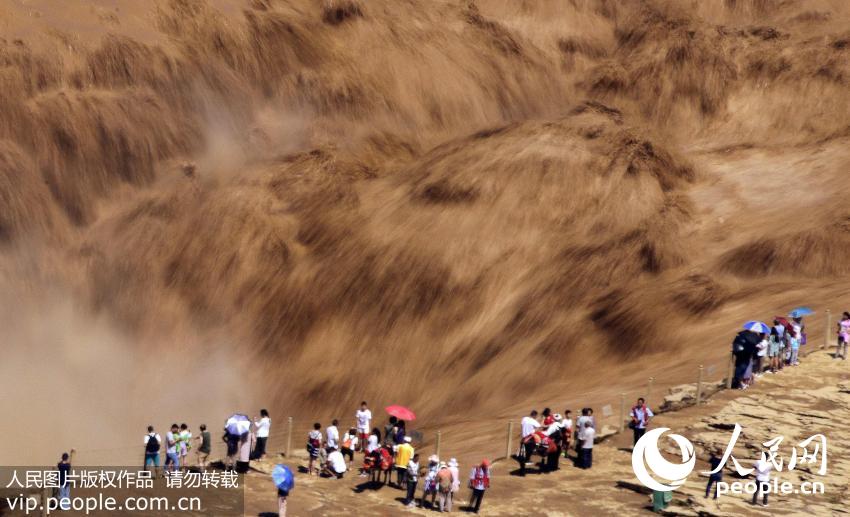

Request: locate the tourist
(325, 448), (347, 479)
(575, 408), (594, 457)
(223, 429), (239, 471)
(754, 335), (767, 377)
(56, 449), (75, 510)
(752, 457), (772, 506)
(165, 424), (180, 472)
(468, 459), (490, 515)
(519, 409), (540, 476)
(436, 462), (454, 512)
(561, 410), (573, 457)
(143, 426), (161, 474)
(544, 414), (564, 472)
(341, 427), (359, 468)
(394, 436), (414, 488)
(252, 409), (271, 460)
(384, 416), (397, 447)
(768, 327), (782, 373)
(541, 407), (554, 426)
(579, 420), (595, 469)
(731, 330), (758, 389)
(789, 317), (803, 366)
(179, 423), (192, 470)
(630, 398), (653, 446)
(704, 449), (722, 499)
(355, 402), (372, 452)
(326, 419), (340, 450)
(651, 490), (672, 513)
(196, 424), (211, 471)
(421, 455), (439, 509)
(837, 312), (850, 360)
(394, 420), (407, 445)
(448, 458), (460, 510)
(307, 423), (323, 476)
(366, 428), (380, 454)
(403, 453), (420, 508)
(774, 319), (787, 371)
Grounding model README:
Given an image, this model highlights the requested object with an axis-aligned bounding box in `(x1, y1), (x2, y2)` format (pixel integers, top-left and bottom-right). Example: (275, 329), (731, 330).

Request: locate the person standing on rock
(789, 318), (803, 366)
(767, 326), (781, 373)
(704, 448), (723, 499)
(394, 436), (414, 488)
(448, 458), (460, 509)
(327, 419), (340, 451)
(436, 461), (454, 512)
(403, 453), (420, 508)
(251, 409), (271, 460)
(384, 416), (398, 447)
(575, 408), (594, 457)
(355, 402), (372, 452)
(518, 410), (540, 476)
(579, 420), (595, 469)
(143, 426), (162, 475)
(468, 459), (490, 515)
(307, 423), (323, 476)
(630, 398), (653, 446)
(837, 312), (850, 360)
(731, 330), (758, 389)
(561, 409), (573, 458)
(752, 457), (772, 507)
(196, 424), (211, 470)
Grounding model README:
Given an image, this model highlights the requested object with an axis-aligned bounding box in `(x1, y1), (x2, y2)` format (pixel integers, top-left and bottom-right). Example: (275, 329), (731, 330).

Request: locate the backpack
(438, 471), (452, 493)
(145, 433), (160, 453)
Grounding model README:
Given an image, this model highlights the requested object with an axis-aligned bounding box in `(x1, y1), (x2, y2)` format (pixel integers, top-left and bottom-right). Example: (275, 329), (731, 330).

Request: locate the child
(179, 424), (192, 470)
(307, 423), (323, 476)
(341, 428), (358, 468)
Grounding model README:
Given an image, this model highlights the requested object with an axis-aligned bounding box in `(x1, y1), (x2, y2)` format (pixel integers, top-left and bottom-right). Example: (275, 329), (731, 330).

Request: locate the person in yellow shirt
(395, 436), (415, 489)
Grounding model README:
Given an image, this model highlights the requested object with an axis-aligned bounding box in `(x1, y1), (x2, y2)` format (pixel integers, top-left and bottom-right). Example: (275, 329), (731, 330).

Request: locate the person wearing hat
(436, 461), (454, 512)
(421, 455), (440, 509)
(544, 413), (565, 472)
(468, 459), (490, 514)
(395, 435), (415, 489)
(448, 458), (460, 508)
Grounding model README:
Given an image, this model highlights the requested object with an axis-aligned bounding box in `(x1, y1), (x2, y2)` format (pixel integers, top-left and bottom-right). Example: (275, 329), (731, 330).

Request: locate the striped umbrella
(743, 321), (770, 334)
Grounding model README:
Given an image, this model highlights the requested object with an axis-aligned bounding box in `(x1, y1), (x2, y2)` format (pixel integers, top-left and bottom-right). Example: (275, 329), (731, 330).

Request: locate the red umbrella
(774, 316), (791, 327)
(385, 405), (416, 421)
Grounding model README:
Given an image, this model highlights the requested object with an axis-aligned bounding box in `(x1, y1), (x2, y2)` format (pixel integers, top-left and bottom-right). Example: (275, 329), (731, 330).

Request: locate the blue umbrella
(225, 414), (251, 435)
(789, 307), (814, 318)
(272, 464), (294, 492)
(743, 321), (770, 334)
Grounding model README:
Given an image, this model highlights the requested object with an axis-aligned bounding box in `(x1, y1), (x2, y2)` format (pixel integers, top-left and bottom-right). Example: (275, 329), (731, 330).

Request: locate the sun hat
(404, 436), (412, 443)
(429, 454), (439, 464)
(439, 462), (447, 468)
(448, 458), (458, 467)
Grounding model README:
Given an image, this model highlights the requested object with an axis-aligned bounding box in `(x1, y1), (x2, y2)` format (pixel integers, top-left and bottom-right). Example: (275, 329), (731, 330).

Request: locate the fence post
(824, 309), (831, 350)
(505, 421), (513, 459)
(435, 430), (442, 458)
(725, 353), (735, 389)
(618, 393), (626, 433)
(286, 416), (293, 457)
(647, 377), (654, 405)
(695, 364), (704, 405)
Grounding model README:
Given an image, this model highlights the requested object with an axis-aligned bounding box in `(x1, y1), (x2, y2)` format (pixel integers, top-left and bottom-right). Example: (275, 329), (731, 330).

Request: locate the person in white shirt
(326, 419), (340, 450)
(251, 409), (271, 460)
(575, 408), (595, 455)
(143, 426), (162, 474)
(355, 402), (372, 452)
(324, 449), (347, 479)
(579, 421), (595, 469)
(518, 410), (540, 476)
(630, 398), (654, 446)
(561, 410), (573, 457)
(752, 458), (772, 506)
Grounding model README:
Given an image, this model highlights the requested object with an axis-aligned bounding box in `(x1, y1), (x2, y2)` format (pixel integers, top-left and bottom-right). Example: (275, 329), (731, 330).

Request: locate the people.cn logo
(632, 428), (696, 491)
